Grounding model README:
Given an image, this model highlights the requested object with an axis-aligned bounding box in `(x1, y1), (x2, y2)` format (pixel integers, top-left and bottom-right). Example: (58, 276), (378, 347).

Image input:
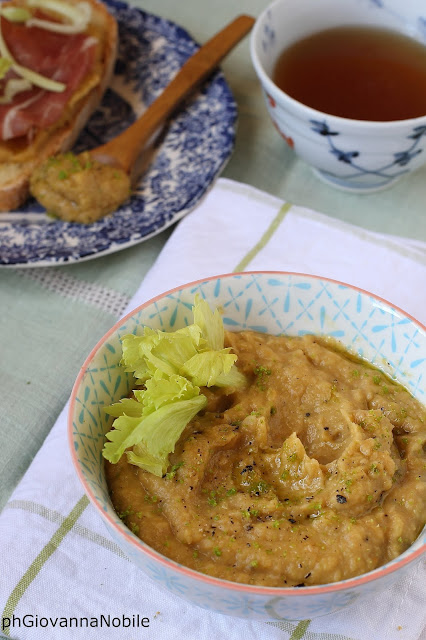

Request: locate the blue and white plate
(0, 0), (237, 267)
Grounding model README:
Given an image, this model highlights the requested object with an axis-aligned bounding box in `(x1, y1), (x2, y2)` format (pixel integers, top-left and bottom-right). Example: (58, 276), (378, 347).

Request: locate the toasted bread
(0, 0), (117, 211)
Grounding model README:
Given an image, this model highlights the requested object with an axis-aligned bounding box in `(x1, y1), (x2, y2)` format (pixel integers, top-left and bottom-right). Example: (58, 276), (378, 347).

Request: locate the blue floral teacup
(250, 0), (426, 192)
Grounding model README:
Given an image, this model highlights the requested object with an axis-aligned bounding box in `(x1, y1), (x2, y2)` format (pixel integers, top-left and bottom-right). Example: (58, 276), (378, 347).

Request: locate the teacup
(250, 0), (426, 192)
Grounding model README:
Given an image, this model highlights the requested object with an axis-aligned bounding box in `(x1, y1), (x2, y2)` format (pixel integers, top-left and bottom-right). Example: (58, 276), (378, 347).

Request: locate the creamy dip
(30, 151), (131, 223)
(105, 332), (426, 587)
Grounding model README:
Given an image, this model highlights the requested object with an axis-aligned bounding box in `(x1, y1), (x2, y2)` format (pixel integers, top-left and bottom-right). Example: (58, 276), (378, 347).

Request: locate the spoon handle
(92, 14), (255, 172)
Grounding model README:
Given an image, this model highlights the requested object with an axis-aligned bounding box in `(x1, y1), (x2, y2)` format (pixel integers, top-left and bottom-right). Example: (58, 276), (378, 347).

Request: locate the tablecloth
(1, 0), (426, 514)
(0, 178), (425, 640)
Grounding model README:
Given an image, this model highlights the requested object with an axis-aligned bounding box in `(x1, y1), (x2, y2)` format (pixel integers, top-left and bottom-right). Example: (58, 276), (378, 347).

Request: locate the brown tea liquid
(273, 26), (426, 121)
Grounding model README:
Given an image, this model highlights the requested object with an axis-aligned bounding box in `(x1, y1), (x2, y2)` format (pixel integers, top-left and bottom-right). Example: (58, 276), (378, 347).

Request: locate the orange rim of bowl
(68, 270), (426, 597)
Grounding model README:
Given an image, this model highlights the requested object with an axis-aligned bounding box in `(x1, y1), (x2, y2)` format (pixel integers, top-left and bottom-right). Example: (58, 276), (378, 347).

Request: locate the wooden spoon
(30, 14), (255, 223)
(91, 14), (255, 173)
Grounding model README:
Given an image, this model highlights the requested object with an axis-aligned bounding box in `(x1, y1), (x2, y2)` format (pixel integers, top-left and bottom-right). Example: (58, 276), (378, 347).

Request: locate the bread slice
(0, 0), (117, 211)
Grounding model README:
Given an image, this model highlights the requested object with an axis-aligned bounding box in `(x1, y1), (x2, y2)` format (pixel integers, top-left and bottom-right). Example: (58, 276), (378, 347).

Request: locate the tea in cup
(250, 0), (426, 192)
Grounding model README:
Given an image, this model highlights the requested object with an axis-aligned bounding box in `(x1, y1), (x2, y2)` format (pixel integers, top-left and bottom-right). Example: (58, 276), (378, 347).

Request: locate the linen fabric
(0, 178), (425, 640)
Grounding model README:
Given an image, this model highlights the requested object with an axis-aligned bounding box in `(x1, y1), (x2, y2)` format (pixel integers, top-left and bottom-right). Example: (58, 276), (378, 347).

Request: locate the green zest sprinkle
(226, 488), (236, 496)
(192, 550), (199, 559)
(254, 364), (272, 389)
(213, 547), (222, 557)
(165, 461), (184, 480)
(144, 494), (158, 503)
(117, 507), (133, 519)
(47, 155), (60, 167)
(254, 365), (272, 377)
(367, 494), (373, 502)
(58, 170), (68, 180)
(397, 536), (403, 544)
(373, 375), (381, 384)
(207, 497), (217, 507)
(64, 152), (80, 169)
(250, 479), (269, 495)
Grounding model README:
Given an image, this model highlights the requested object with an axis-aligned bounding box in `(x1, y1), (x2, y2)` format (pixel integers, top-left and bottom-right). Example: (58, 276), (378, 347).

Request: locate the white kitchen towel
(0, 178), (425, 640)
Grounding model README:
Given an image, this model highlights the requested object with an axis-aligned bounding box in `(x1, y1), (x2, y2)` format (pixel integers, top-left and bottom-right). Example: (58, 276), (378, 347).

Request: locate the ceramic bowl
(69, 272), (426, 621)
(250, 0), (426, 192)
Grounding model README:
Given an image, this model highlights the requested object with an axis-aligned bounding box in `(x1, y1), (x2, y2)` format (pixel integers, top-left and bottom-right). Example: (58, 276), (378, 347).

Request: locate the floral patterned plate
(0, 0), (237, 267)
(69, 272), (426, 621)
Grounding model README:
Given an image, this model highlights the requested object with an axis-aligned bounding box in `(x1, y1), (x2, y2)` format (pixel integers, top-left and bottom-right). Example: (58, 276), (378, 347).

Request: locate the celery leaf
(193, 294), (224, 350)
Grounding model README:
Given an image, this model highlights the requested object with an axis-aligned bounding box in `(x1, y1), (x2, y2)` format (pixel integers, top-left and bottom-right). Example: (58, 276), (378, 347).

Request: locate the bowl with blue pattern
(250, 0), (426, 192)
(69, 272), (426, 620)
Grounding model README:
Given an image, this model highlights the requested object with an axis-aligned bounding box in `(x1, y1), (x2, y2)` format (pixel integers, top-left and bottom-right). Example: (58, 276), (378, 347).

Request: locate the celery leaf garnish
(102, 296), (246, 475)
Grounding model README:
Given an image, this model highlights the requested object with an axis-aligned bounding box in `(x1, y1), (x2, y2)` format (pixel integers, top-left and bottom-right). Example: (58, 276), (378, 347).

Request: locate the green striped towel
(0, 179), (425, 640)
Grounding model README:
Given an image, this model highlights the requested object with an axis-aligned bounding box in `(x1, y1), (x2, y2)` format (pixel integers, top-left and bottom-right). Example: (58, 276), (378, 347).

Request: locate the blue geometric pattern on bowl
(0, 0), (237, 267)
(310, 120), (426, 187)
(70, 273), (426, 621)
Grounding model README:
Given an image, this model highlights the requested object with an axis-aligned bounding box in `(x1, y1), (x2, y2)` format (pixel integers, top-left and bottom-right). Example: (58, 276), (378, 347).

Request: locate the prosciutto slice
(0, 15), (96, 140)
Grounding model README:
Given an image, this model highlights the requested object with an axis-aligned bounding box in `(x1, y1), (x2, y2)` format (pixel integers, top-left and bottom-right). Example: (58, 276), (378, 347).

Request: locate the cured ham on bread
(0, 0), (117, 210)
(0, 17), (97, 140)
